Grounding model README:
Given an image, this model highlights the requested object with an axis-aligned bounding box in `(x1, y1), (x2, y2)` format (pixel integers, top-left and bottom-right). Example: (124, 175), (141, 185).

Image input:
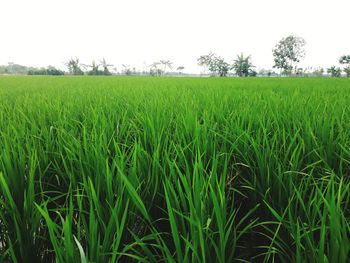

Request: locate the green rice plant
(0, 76), (350, 262)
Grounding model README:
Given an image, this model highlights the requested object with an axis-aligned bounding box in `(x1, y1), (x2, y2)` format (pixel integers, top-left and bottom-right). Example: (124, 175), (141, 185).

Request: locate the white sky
(1, 0), (349, 73)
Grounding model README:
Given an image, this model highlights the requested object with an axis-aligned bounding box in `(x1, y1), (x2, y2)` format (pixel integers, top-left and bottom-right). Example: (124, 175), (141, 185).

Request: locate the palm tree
(232, 53), (254, 77)
(84, 60), (101, 75)
(159, 60), (173, 75)
(100, 58), (113, 75)
(122, 64), (132, 75)
(150, 62), (162, 76)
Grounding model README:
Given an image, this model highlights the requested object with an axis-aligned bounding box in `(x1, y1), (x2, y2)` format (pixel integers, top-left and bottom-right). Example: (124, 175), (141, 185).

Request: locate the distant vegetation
(232, 53), (256, 77)
(0, 35), (349, 77)
(327, 66), (342, 77)
(272, 35), (306, 75)
(198, 52), (231, 77)
(28, 66), (65, 76)
(0, 63), (64, 76)
(65, 57), (84, 75)
(339, 55), (350, 77)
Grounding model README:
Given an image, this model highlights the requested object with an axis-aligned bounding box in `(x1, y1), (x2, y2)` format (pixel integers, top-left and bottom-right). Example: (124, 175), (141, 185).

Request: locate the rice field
(0, 76), (350, 262)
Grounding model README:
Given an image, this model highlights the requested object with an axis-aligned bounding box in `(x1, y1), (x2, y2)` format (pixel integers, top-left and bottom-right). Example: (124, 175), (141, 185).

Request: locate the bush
(28, 68), (65, 76)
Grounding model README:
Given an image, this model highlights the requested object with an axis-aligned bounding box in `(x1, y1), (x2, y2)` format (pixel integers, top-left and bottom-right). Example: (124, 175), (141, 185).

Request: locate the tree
(232, 53), (255, 77)
(100, 58), (113, 75)
(197, 52), (230, 77)
(259, 69), (276, 77)
(312, 67), (324, 77)
(198, 52), (217, 75)
(215, 58), (230, 77)
(339, 55), (350, 77)
(176, 66), (185, 75)
(122, 64), (132, 76)
(66, 57), (84, 75)
(149, 62), (163, 76)
(295, 67), (305, 76)
(343, 66), (350, 77)
(85, 60), (104, 75)
(272, 35), (306, 75)
(339, 55), (350, 64)
(159, 60), (173, 75)
(327, 66), (342, 77)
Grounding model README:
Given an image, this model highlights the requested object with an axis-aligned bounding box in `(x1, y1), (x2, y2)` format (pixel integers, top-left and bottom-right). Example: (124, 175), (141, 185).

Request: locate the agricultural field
(1, 76), (350, 262)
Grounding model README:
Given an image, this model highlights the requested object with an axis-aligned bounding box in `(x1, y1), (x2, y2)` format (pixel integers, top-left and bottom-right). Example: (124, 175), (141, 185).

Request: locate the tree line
(64, 58), (184, 76)
(0, 35), (349, 77)
(198, 35), (350, 77)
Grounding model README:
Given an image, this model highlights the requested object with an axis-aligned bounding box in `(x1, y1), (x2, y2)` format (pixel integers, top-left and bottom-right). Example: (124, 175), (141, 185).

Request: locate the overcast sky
(1, 0), (349, 73)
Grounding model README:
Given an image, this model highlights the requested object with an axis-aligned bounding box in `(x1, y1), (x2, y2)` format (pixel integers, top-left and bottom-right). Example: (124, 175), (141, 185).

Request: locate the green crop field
(1, 76), (350, 262)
